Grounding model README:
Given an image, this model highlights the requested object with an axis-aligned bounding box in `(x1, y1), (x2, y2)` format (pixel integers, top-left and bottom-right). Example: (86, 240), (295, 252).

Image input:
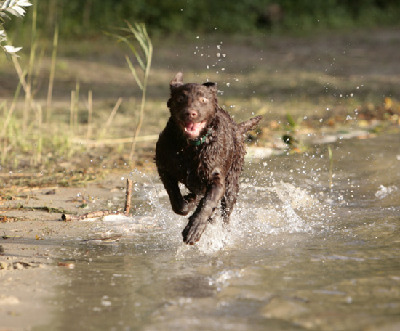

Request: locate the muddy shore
(0, 172), (137, 329)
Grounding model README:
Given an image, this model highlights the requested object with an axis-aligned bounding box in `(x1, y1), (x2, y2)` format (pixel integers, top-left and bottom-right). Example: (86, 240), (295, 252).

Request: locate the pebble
(15, 262), (25, 270)
(0, 295), (20, 305)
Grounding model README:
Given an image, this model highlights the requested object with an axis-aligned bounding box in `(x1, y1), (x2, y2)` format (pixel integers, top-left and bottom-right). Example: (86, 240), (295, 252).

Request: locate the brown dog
(155, 73), (261, 244)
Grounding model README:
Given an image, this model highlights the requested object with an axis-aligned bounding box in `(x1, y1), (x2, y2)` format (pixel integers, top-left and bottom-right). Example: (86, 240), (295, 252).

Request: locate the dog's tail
(238, 115), (262, 134)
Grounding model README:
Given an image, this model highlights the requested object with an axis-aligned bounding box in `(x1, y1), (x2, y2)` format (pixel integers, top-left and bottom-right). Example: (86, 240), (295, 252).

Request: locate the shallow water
(39, 133), (399, 331)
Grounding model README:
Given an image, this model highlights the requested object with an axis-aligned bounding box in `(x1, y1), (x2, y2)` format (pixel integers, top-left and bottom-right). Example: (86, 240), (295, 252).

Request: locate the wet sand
(0, 173), (133, 329)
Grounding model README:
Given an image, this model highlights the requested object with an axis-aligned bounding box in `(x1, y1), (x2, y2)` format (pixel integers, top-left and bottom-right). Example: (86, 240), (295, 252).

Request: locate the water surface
(39, 133), (400, 331)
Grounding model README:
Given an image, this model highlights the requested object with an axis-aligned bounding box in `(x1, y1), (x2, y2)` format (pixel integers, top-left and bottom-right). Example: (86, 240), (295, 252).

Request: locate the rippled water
(39, 133), (400, 331)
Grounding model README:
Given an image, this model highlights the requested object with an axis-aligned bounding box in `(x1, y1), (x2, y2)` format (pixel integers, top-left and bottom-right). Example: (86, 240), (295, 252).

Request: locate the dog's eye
(199, 97), (209, 104)
(177, 95), (185, 103)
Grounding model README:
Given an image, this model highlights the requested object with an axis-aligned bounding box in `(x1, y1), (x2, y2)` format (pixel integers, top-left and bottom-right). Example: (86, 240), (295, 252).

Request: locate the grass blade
(125, 55), (143, 90)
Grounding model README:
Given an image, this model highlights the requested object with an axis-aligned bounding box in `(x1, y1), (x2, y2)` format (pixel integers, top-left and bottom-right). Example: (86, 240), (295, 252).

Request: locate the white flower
(0, 0), (31, 54)
(4, 45), (22, 53)
(16, 0), (32, 6)
(1, 1), (31, 17)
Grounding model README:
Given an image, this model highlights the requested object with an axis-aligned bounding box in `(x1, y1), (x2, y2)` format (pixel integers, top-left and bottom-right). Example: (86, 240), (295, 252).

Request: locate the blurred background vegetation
(6, 0), (400, 39)
(1, 0), (400, 187)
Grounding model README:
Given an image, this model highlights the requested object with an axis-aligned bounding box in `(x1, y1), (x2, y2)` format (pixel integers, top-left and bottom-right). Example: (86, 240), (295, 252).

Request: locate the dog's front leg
(159, 172), (197, 216)
(182, 168), (225, 244)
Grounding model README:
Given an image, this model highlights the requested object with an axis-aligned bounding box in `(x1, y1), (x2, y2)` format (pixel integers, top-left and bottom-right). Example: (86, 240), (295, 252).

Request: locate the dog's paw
(183, 193), (198, 211)
(172, 200), (191, 216)
(172, 194), (198, 216)
(173, 204), (189, 216)
(182, 217), (207, 245)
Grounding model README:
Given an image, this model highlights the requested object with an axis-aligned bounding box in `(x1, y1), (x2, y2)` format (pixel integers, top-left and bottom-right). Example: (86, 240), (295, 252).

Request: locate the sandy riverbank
(0, 172), (137, 329)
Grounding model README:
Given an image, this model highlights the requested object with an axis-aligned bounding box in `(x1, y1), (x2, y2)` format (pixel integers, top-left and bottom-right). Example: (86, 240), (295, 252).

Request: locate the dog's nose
(185, 109), (198, 119)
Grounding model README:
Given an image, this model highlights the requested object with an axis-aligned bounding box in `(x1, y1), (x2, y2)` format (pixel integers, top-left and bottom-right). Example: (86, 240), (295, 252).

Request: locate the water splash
(176, 180), (330, 255)
(92, 169), (331, 255)
(375, 184), (398, 199)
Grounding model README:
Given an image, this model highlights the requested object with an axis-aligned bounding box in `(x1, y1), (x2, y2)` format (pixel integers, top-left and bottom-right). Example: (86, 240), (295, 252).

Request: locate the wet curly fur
(155, 73), (262, 244)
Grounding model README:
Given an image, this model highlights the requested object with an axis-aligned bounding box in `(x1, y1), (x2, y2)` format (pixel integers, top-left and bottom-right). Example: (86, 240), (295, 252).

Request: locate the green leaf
(125, 55), (143, 90)
(286, 114), (296, 128)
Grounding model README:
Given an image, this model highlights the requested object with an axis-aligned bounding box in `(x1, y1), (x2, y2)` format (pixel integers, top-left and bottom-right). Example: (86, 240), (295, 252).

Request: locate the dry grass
(1, 29), (400, 188)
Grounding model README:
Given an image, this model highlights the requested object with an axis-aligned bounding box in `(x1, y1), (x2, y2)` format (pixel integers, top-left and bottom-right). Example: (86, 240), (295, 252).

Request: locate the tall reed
(46, 24), (58, 122)
(111, 22), (153, 166)
(23, 0), (37, 130)
(87, 90), (93, 139)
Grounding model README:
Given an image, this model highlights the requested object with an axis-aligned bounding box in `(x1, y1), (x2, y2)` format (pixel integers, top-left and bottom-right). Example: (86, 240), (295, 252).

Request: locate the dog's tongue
(185, 122), (196, 131)
(184, 121), (206, 139)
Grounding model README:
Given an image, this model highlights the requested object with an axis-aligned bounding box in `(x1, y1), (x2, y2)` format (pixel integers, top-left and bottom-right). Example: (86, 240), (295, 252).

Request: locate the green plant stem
(23, 0), (37, 130)
(87, 90), (93, 139)
(99, 97), (122, 139)
(46, 24), (58, 122)
(1, 82), (22, 138)
(129, 49), (152, 164)
(126, 23), (153, 165)
(70, 90), (75, 133)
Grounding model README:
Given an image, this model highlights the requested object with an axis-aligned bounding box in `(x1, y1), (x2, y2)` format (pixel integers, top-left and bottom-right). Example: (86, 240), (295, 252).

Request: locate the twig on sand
(61, 210), (123, 222)
(62, 178), (134, 222)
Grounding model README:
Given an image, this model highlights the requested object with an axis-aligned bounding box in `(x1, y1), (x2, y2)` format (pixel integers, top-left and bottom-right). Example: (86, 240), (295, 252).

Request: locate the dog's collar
(188, 128), (213, 146)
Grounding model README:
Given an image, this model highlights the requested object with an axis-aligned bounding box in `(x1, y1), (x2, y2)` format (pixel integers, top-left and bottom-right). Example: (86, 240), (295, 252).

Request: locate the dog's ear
(203, 82), (218, 104)
(202, 82), (217, 94)
(170, 72), (184, 89)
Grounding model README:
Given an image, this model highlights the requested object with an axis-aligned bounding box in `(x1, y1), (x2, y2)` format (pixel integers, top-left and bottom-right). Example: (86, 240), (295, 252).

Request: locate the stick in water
(124, 178), (133, 214)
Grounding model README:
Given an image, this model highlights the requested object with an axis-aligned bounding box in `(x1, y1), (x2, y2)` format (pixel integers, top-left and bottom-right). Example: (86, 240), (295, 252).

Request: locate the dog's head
(167, 72), (217, 140)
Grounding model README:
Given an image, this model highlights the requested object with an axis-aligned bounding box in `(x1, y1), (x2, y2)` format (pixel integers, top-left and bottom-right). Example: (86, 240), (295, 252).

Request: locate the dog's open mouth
(183, 121), (207, 139)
